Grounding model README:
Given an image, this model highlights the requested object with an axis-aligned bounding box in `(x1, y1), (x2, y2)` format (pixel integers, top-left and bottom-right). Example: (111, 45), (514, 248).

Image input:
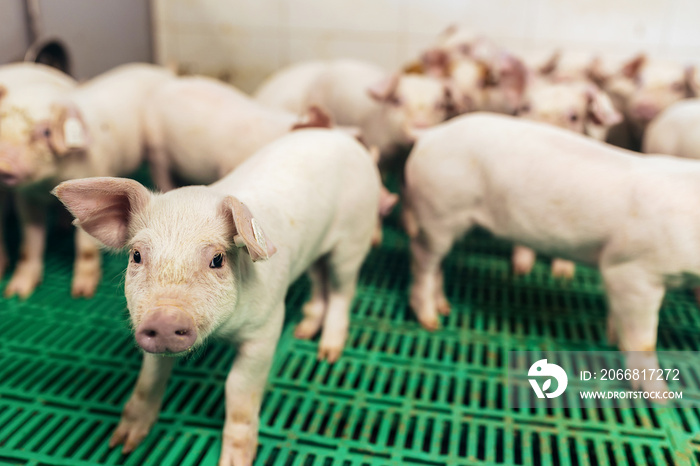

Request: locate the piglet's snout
(135, 307), (196, 354)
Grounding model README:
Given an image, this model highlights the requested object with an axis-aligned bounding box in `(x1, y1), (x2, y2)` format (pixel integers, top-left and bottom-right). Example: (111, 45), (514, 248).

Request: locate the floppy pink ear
(49, 102), (90, 156)
(52, 177), (151, 249)
(586, 56), (608, 87)
(221, 196), (277, 262)
(621, 53), (646, 79)
(538, 50), (561, 76)
(367, 73), (400, 102)
(684, 66), (699, 97)
(586, 85), (623, 126)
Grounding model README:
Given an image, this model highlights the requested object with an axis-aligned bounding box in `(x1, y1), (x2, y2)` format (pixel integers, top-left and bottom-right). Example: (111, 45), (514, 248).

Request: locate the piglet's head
(53, 177), (277, 356)
(613, 54), (699, 129)
(517, 80), (621, 140)
(0, 93), (89, 189)
(368, 73), (451, 144)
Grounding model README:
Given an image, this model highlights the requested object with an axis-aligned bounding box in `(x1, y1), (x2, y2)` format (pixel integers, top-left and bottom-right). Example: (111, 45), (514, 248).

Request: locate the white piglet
(405, 113), (700, 394)
(255, 59), (452, 158)
(54, 128), (380, 465)
(0, 63), (173, 298)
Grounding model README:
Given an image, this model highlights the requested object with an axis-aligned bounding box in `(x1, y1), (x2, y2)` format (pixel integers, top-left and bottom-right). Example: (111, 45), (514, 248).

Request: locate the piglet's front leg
(71, 228), (102, 297)
(5, 194), (46, 298)
(220, 316), (282, 466)
(110, 354), (175, 453)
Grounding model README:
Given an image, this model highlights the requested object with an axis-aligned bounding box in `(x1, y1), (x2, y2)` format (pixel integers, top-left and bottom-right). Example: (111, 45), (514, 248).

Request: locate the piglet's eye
(569, 114), (579, 122)
(43, 128), (51, 138)
(210, 253), (224, 269)
(132, 250), (141, 264)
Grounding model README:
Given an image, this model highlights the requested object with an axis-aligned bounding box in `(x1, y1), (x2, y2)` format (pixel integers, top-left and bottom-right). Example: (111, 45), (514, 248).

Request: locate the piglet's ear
(684, 66), (699, 97)
(586, 85), (623, 126)
(292, 105), (333, 130)
(221, 196), (277, 262)
(367, 73), (400, 102)
(621, 53), (645, 79)
(49, 102), (89, 156)
(538, 50), (560, 76)
(52, 177), (151, 249)
(0, 85), (7, 102)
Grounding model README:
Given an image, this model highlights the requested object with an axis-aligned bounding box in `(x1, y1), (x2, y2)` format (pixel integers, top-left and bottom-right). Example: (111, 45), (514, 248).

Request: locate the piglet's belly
(474, 206), (608, 266)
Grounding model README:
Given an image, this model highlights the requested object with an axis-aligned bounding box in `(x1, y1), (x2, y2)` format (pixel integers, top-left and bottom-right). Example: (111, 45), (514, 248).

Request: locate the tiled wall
(153, 0), (700, 93)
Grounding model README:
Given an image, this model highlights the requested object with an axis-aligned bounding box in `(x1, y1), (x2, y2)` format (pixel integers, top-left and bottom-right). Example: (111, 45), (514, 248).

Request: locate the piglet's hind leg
(602, 263), (667, 396)
(317, 246), (367, 363)
(294, 261), (328, 340)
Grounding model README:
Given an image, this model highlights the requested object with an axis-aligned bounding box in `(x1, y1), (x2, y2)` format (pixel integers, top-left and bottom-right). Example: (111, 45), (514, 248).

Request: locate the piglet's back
(213, 128), (381, 279)
(408, 113), (700, 261)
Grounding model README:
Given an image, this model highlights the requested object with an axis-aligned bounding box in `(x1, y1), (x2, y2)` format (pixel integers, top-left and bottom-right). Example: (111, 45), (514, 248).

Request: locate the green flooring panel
(0, 213), (699, 466)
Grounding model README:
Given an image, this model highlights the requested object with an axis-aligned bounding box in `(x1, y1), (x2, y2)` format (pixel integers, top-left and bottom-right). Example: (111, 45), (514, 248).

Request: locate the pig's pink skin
(54, 129), (380, 464)
(418, 27), (529, 117)
(254, 59), (451, 159)
(643, 98), (700, 307)
(254, 61), (327, 113)
(518, 79), (621, 141)
(145, 76), (299, 191)
(514, 78), (622, 278)
(643, 98), (700, 159)
(533, 50), (606, 84)
(0, 63), (173, 299)
(0, 63), (77, 298)
(405, 112), (700, 394)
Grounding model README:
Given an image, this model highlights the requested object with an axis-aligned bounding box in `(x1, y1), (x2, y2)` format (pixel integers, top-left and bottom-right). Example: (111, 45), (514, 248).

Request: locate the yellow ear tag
(251, 218), (267, 256)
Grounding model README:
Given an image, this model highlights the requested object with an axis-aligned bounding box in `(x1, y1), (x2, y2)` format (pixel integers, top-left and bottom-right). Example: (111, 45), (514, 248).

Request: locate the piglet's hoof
(294, 319), (321, 340)
(4, 264), (42, 299)
(436, 297), (451, 316)
(551, 259), (575, 279)
(71, 271), (100, 297)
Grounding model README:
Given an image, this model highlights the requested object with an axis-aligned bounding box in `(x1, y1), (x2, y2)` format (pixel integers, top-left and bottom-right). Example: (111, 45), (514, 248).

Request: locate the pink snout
(135, 307), (197, 354)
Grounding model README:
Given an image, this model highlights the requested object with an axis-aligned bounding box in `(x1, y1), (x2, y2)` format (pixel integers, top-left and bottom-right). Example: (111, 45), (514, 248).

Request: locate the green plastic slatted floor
(1, 203), (700, 465)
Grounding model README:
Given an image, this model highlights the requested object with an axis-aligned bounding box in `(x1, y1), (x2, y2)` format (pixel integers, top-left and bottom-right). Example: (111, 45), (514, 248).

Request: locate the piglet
(54, 128), (381, 464)
(518, 79), (621, 142)
(0, 63), (174, 298)
(405, 112), (699, 395)
(254, 59), (452, 159)
(417, 27), (529, 116)
(0, 63), (77, 297)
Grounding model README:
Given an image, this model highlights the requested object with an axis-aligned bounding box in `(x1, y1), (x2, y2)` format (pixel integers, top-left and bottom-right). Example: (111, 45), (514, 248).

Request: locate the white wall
(0, 0), (153, 79)
(0, 0), (30, 64)
(153, 0), (700, 93)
